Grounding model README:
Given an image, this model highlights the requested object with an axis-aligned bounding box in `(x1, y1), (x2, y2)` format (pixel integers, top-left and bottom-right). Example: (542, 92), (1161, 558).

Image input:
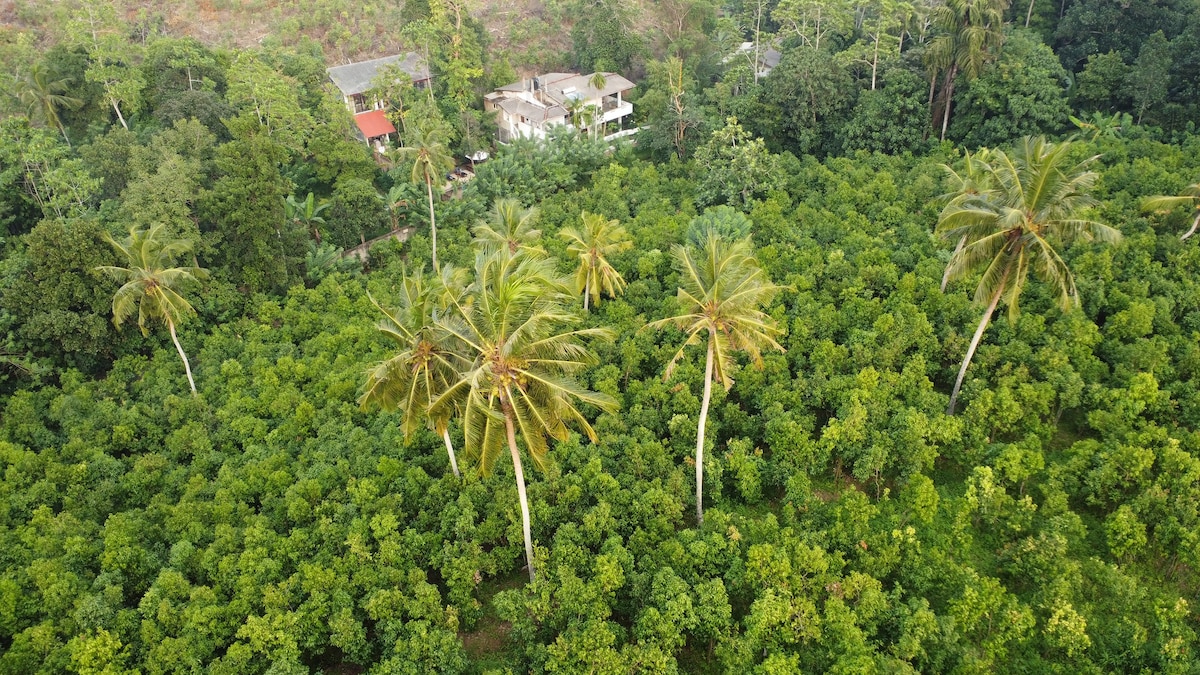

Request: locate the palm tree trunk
(1181, 212), (1200, 241)
(584, 277), (591, 311)
(425, 171), (438, 271)
(442, 428), (461, 478)
(947, 276), (1007, 415)
(1025, 0), (1036, 27)
(167, 318), (197, 395)
(940, 67), (957, 141)
(695, 336), (715, 525)
(504, 409), (536, 581)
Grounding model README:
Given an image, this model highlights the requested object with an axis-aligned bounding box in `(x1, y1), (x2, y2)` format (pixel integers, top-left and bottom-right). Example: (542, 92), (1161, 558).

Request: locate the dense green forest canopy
(3, 0), (1200, 673)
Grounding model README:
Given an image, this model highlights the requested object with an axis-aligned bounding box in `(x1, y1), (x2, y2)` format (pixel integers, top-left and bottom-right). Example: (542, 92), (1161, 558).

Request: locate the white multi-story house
(484, 72), (635, 143)
(327, 53), (430, 151)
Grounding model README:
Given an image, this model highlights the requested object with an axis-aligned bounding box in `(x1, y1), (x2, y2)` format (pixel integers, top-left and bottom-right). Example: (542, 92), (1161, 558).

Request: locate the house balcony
(600, 95), (633, 123)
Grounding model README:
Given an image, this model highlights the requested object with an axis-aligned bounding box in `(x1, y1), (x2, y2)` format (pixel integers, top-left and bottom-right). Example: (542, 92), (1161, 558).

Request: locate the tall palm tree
(559, 211), (633, 311)
(395, 126), (455, 271)
(1143, 183), (1200, 241)
(473, 198), (543, 256)
(14, 62), (83, 148)
(939, 149), (995, 291)
(431, 249), (619, 581)
(361, 265), (470, 477)
(647, 228), (784, 524)
(938, 137), (1122, 414)
(97, 223), (209, 394)
(284, 192), (330, 243)
(924, 0), (1008, 141)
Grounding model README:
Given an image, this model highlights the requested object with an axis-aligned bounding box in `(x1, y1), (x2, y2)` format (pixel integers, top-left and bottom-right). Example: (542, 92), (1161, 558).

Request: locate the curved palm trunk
(947, 275), (1007, 415)
(583, 276), (591, 312)
(425, 171), (439, 271)
(442, 428), (461, 478)
(167, 318), (197, 395)
(503, 410), (536, 581)
(110, 97), (128, 130)
(695, 336), (715, 525)
(1181, 212), (1200, 241)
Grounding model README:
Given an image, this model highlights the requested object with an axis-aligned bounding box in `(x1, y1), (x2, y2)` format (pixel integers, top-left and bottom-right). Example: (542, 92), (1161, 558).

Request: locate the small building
(484, 72), (635, 144)
(327, 53), (431, 151)
(730, 42), (783, 79)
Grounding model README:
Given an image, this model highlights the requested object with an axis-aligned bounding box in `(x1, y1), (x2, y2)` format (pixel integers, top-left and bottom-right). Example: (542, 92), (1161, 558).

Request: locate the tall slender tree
(559, 211), (633, 311)
(648, 228), (784, 524)
(432, 249), (618, 581)
(938, 137), (1122, 414)
(1143, 183), (1200, 241)
(395, 126), (455, 270)
(97, 223), (208, 394)
(361, 265), (470, 477)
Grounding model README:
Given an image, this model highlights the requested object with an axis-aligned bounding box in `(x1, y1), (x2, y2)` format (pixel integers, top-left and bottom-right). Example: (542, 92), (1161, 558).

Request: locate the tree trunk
(110, 96), (128, 130)
(947, 275), (1007, 415)
(695, 336), (715, 525)
(442, 428), (461, 478)
(1181, 212), (1200, 241)
(940, 67), (957, 141)
(584, 276), (591, 311)
(504, 409), (536, 581)
(57, 120), (72, 149)
(871, 31), (880, 90)
(1025, 0), (1036, 27)
(168, 318), (197, 395)
(425, 171), (438, 271)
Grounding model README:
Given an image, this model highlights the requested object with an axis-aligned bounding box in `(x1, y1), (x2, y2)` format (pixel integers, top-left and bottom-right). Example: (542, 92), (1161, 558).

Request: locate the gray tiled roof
(327, 53), (430, 96)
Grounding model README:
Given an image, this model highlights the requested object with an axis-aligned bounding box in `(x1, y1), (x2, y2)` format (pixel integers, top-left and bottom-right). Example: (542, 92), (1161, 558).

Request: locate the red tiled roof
(354, 110), (396, 139)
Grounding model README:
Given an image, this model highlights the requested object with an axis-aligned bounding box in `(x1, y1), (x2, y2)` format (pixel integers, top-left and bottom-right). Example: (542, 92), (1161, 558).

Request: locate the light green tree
(1143, 182), (1200, 241)
(937, 137), (1122, 414)
(284, 192), (330, 244)
(97, 223), (208, 394)
(396, 126), (455, 271)
(648, 228), (784, 524)
(559, 211), (633, 310)
(473, 198), (543, 256)
(361, 266), (470, 478)
(432, 249), (619, 580)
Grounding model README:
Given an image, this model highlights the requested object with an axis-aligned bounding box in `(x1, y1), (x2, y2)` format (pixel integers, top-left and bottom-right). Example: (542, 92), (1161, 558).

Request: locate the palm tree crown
(559, 211), (633, 310)
(361, 265), (470, 477)
(474, 198), (543, 256)
(937, 136), (1122, 413)
(98, 223), (208, 393)
(15, 62), (83, 147)
(648, 228), (784, 524)
(432, 248), (618, 579)
(1142, 183), (1200, 241)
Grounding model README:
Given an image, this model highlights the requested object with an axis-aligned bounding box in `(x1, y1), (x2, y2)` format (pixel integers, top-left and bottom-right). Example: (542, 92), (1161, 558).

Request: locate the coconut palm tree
(924, 0), (1008, 140)
(473, 198), (543, 256)
(14, 62), (82, 148)
(395, 126), (455, 271)
(939, 148), (995, 291)
(647, 228), (784, 524)
(431, 249), (618, 581)
(938, 137), (1122, 414)
(97, 223), (208, 394)
(1143, 183), (1200, 241)
(559, 211), (633, 310)
(360, 265), (470, 477)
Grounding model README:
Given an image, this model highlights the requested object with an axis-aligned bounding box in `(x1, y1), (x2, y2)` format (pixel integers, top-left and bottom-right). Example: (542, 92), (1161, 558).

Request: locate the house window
(351, 94), (371, 114)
